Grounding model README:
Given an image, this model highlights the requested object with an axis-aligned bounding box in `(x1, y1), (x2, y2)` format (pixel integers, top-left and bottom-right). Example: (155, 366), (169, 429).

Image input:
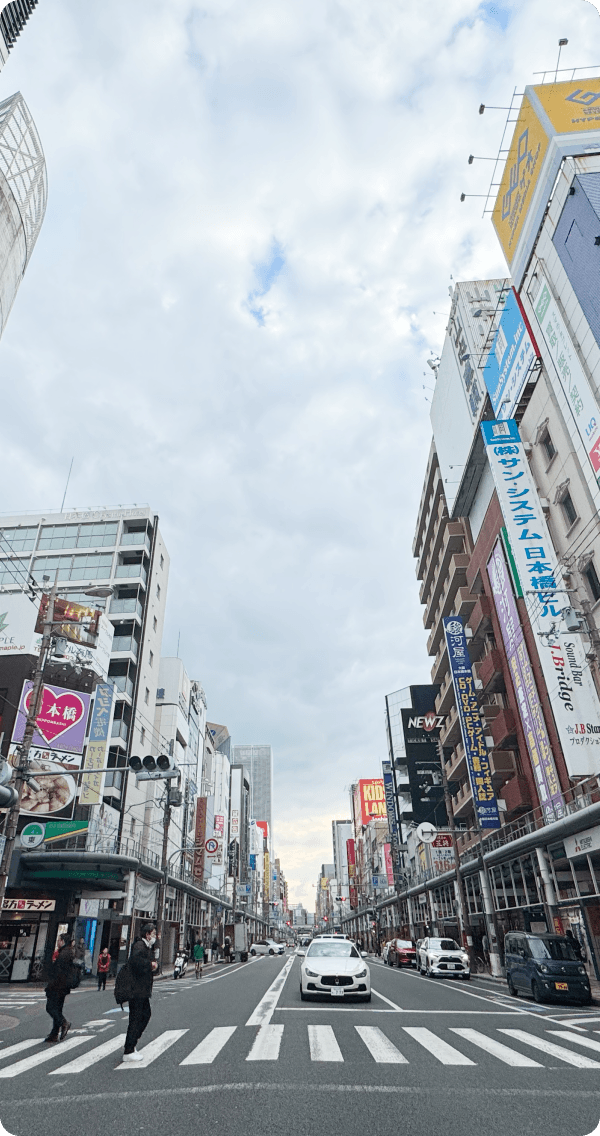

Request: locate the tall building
(0, 2), (39, 70)
(0, 91), (46, 338)
(232, 743), (273, 830)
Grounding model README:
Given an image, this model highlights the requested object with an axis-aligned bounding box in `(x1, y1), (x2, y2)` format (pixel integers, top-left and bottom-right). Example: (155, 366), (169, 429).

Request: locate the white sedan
(298, 939), (371, 1002)
(250, 938), (285, 956)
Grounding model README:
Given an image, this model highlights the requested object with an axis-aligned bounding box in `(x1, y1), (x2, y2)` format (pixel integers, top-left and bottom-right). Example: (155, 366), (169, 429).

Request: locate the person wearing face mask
(122, 922), (158, 1062)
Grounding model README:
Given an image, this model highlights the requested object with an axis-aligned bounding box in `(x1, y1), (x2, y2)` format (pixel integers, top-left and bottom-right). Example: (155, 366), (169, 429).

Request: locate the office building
(0, 2), (39, 68)
(232, 743), (272, 831)
(0, 91), (46, 339)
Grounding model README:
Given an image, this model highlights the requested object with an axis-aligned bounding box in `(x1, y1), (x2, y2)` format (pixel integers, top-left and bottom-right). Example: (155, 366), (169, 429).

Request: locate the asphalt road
(1, 952), (600, 1136)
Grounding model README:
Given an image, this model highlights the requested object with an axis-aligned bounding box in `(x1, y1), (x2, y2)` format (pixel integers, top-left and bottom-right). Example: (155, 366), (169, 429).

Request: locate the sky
(1, 0), (599, 908)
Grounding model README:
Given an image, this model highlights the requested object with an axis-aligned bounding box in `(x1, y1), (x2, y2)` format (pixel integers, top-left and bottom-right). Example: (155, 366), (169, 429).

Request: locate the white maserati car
(298, 938), (371, 1002)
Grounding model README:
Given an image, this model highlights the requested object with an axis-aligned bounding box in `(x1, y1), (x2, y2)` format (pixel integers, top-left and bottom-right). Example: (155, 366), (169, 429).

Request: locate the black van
(504, 932), (592, 1005)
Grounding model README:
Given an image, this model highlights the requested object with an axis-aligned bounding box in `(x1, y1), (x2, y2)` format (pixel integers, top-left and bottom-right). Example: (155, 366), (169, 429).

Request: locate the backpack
(114, 961), (134, 1006)
(70, 959), (83, 988)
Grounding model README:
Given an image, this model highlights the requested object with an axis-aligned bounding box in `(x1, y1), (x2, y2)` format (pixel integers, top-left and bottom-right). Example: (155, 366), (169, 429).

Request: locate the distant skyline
(0, 0), (597, 905)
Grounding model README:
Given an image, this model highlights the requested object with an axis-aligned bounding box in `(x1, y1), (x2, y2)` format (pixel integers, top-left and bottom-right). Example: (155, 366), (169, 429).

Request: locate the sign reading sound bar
(482, 419), (600, 777)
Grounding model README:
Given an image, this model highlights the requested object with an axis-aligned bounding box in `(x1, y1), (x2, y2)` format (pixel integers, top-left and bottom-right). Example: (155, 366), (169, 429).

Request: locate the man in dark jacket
(44, 934), (75, 1043)
(123, 922), (158, 1062)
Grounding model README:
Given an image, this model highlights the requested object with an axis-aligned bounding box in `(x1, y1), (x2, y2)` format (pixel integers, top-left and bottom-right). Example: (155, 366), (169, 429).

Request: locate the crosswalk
(1, 1022), (600, 1075)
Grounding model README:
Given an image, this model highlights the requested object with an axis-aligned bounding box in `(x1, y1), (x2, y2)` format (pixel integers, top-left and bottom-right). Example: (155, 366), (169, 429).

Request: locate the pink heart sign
(24, 685), (86, 745)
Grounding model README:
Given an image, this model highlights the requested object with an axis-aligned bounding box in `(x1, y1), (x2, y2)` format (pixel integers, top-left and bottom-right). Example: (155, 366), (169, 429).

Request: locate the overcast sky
(1, 0), (599, 906)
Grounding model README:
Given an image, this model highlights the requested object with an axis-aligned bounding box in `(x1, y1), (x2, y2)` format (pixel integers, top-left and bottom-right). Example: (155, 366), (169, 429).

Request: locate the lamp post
(0, 578), (113, 905)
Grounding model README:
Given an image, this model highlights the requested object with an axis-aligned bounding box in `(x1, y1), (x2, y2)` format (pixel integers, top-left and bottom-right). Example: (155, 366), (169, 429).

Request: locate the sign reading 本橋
(443, 617), (501, 829)
(482, 419), (600, 777)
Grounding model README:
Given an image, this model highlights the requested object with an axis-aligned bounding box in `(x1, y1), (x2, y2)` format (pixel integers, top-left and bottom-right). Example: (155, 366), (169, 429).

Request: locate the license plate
(555, 982), (568, 991)
(330, 988), (345, 997)
(447, 964), (455, 970)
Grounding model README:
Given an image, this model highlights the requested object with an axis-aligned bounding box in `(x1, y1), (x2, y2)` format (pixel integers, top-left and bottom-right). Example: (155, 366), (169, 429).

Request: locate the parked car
(417, 936), (470, 979)
(387, 938), (416, 968)
(298, 938), (370, 1002)
(250, 938), (285, 956)
(504, 931), (591, 1005)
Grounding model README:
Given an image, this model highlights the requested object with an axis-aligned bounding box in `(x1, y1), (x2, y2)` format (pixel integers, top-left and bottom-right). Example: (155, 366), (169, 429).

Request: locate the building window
(156, 584), (161, 599)
(144, 687), (149, 704)
(585, 561), (600, 603)
(541, 431), (556, 463)
(140, 727), (146, 745)
(130, 818), (136, 837)
(149, 651), (154, 667)
(561, 492), (578, 527)
(160, 554), (164, 570)
(153, 616), (157, 632)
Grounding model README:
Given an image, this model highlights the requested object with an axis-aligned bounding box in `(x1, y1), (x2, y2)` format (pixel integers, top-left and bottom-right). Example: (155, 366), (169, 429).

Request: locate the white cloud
(1, 0), (599, 905)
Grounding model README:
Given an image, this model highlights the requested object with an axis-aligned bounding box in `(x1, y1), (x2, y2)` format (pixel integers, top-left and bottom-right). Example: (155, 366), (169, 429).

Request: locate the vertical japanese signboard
(443, 617), (502, 829)
(382, 762), (400, 846)
(346, 838), (358, 909)
(487, 539), (564, 820)
(194, 797), (207, 882)
(80, 683), (116, 806)
(482, 419), (600, 776)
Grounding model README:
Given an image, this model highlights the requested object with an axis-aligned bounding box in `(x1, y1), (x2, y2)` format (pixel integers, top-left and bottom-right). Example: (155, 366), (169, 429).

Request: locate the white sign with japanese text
(482, 420), (600, 777)
(2, 898), (56, 912)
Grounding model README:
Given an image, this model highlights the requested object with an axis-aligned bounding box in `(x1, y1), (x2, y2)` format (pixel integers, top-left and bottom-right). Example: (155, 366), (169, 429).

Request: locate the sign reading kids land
(443, 617), (501, 830)
(13, 681), (91, 754)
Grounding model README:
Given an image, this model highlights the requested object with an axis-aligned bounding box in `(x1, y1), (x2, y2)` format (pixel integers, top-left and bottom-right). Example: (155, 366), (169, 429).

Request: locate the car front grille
(320, 975), (354, 986)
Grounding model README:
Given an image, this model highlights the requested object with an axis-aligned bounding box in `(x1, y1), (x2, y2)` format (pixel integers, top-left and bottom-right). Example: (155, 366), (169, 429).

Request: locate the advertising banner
(1, 898), (55, 912)
(382, 762), (400, 846)
(264, 852), (270, 902)
(532, 273), (600, 492)
(35, 594), (102, 647)
(80, 683), (115, 806)
(483, 288), (539, 419)
(354, 779), (386, 826)
(384, 843), (394, 886)
(482, 418), (600, 776)
(0, 593), (38, 656)
(214, 814), (224, 836)
(12, 680), (91, 754)
(347, 838), (358, 908)
(9, 743), (83, 820)
(431, 833), (454, 875)
(487, 539), (564, 820)
(400, 710), (448, 828)
(194, 797), (207, 882)
(443, 617), (502, 829)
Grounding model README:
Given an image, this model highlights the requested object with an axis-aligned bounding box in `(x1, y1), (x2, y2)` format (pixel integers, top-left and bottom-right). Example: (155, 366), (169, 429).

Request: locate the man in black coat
(123, 922), (158, 1062)
(44, 934), (76, 1043)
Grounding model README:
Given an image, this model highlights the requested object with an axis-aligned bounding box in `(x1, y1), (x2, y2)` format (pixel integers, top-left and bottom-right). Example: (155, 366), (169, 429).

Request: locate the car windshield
(528, 937), (578, 961)
(306, 942), (360, 958)
(396, 940), (413, 949)
(428, 939), (460, 951)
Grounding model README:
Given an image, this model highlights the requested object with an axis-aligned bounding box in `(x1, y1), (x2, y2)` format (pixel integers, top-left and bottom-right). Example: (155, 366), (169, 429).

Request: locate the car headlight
(578, 966), (587, 975)
(539, 964), (549, 973)
(304, 968), (319, 978)
(355, 969), (367, 978)
(460, 954), (469, 964)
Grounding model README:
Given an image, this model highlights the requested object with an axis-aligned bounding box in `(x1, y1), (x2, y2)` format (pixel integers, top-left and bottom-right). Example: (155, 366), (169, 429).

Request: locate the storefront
(0, 898), (56, 982)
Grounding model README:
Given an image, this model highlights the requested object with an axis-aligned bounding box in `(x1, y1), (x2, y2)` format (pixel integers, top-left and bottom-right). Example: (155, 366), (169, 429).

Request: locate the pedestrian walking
(44, 933), (76, 1044)
(97, 946), (111, 991)
(223, 935), (231, 964)
(211, 935), (219, 963)
(123, 922), (158, 1062)
(566, 928), (585, 961)
(193, 939), (205, 978)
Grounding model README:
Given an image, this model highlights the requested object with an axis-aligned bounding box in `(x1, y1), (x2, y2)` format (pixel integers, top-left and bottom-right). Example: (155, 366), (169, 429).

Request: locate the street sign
(416, 822), (438, 844)
(20, 822), (45, 849)
(205, 838), (219, 855)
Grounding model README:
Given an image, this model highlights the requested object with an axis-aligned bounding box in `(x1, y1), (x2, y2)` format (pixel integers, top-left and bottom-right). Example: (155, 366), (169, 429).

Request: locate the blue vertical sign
(382, 761), (400, 847)
(443, 617), (501, 829)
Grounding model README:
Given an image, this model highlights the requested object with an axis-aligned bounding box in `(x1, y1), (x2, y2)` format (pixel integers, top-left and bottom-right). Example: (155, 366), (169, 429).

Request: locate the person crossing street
(122, 922), (158, 1062)
(97, 946), (111, 991)
(44, 933), (76, 1044)
(193, 938), (205, 978)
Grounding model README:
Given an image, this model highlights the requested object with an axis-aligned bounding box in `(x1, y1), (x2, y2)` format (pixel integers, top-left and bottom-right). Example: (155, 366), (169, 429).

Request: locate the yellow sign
(492, 79), (600, 273)
(492, 95), (549, 268)
(321, 877), (328, 889)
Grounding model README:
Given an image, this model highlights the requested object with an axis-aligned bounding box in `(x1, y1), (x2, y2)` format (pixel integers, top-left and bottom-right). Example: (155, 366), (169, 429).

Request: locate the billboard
(487, 540), (563, 821)
(492, 79), (600, 286)
(9, 743), (83, 819)
(482, 288), (539, 419)
(12, 680), (91, 754)
(482, 419), (600, 776)
(353, 779), (386, 827)
(431, 833), (454, 875)
(346, 838), (357, 908)
(0, 593), (38, 656)
(193, 797), (207, 882)
(35, 594), (102, 648)
(384, 843), (394, 886)
(80, 683), (116, 807)
(401, 710), (448, 827)
(382, 761), (400, 846)
(443, 617), (502, 829)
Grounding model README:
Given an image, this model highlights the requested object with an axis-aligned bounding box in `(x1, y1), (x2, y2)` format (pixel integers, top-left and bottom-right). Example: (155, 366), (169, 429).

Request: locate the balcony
(473, 649), (504, 693)
(466, 594), (492, 647)
(111, 720), (129, 744)
(501, 774), (532, 815)
(121, 532), (151, 554)
(110, 596), (143, 619)
(115, 564), (148, 584)
(434, 668), (454, 715)
(110, 673), (134, 699)
(111, 635), (139, 659)
(422, 546), (468, 623)
(430, 636), (447, 681)
(452, 780), (474, 819)
(444, 741), (467, 782)
(419, 521), (466, 605)
(425, 555), (470, 649)
(490, 707), (517, 748)
(439, 703), (461, 747)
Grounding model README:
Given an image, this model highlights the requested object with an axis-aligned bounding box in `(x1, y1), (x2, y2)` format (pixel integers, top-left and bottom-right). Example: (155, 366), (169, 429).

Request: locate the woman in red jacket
(97, 947), (111, 991)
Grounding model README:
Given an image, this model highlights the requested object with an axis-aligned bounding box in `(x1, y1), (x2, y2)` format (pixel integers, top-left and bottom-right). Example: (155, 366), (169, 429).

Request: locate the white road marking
(450, 1028), (542, 1067)
(246, 1025), (284, 1061)
(499, 1029), (600, 1068)
(401, 1027), (475, 1065)
(371, 988), (404, 1011)
(50, 1034), (127, 1073)
(180, 1027), (236, 1065)
(355, 1026), (408, 1063)
(0, 1039), (44, 1062)
(83, 1020), (115, 1028)
(117, 1029), (188, 1069)
(308, 1025), (344, 1062)
(245, 957), (294, 1026)
(0, 1037), (89, 1078)
(548, 1030), (600, 1055)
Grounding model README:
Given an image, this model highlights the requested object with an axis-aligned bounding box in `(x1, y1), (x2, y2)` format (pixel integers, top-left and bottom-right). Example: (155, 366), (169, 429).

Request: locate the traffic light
(128, 754), (179, 781)
(0, 761), (18, 808)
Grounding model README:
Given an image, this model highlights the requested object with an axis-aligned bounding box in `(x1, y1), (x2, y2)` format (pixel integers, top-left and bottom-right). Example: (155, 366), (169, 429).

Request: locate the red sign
(354, 779), (386, 826)
(194, 797), (207, 882)
(384, 843), (394, 886)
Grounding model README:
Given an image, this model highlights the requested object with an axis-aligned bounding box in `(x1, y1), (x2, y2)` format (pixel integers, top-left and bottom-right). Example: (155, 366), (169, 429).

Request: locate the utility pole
(156, 793), (172, 973)
(0, 575), (58, 905)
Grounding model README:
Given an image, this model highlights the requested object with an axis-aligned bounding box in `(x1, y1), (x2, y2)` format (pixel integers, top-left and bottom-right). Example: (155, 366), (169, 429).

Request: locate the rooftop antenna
(555, 38), (568, 82)
(60, 457), (74, 513)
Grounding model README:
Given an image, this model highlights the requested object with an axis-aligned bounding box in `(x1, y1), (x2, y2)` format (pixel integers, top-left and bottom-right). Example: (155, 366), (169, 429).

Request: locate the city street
(1, 952), (600, 1136)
